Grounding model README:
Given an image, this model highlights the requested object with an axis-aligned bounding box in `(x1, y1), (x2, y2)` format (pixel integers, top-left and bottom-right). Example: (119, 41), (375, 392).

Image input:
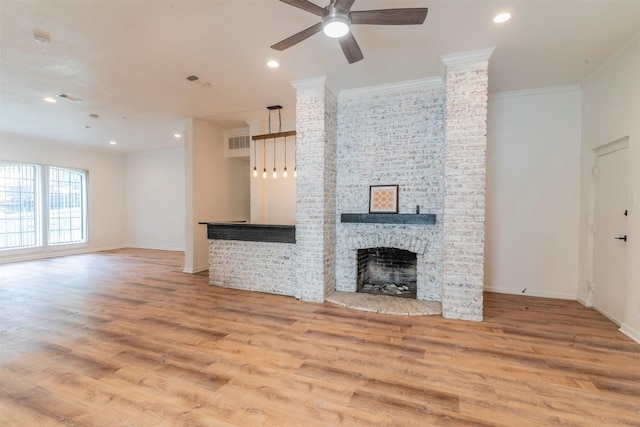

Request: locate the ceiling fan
(271, 0), (428, 64)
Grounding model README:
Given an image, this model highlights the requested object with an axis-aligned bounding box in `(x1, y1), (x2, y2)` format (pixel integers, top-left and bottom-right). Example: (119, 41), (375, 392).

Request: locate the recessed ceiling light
(493, 12), (511, 23)
(109, 141), (117, 145)
(44, 97), (57, 103)
(174, 133), (182, 138)
(267, 60), (279, 68)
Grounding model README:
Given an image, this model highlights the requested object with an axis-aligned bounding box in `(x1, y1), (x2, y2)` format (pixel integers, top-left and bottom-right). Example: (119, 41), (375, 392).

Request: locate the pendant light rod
(253, 105), (295, 140)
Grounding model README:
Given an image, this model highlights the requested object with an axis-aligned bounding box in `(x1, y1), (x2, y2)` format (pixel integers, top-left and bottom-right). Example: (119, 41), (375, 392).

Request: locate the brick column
(441, 48), (494, 321)
(292, 77), (338, 302)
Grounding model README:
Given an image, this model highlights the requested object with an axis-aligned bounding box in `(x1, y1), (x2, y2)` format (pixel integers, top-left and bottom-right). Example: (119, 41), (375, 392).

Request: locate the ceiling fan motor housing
(322, 5), (351, 38)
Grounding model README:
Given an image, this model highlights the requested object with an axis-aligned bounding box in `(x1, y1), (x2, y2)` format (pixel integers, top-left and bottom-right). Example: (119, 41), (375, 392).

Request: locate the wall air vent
(225, 133), (250, 158)
(228, 135), (250, 151)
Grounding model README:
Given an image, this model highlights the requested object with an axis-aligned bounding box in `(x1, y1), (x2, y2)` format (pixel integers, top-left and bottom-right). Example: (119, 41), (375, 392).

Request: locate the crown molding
(291, 75), (339, 98)
(441, 47), (496, 67)
(490, 84), (581, 100)
(291, 76), (327, 91)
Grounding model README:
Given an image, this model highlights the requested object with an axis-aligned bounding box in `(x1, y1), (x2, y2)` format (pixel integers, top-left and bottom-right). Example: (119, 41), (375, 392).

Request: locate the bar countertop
(199, 222), (295, 244)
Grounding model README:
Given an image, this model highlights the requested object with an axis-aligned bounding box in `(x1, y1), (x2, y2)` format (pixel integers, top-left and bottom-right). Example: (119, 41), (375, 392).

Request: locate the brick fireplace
(208, 48), (493, 322)
(294, 48), (493, 321)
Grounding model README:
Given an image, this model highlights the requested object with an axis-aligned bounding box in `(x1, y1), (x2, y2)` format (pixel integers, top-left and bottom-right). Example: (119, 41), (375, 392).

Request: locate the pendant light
(294, 136), (297, 178)
(252, 139), (258, 177)
(262, 139), (267, 179)
(272, 137), (277, 179)
(283, 135), (288, 178)
(250, 105), (297, 179)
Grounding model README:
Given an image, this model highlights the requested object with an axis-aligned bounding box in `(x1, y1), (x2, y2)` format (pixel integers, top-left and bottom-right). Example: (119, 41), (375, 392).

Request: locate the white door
(593, 146), (628, 325)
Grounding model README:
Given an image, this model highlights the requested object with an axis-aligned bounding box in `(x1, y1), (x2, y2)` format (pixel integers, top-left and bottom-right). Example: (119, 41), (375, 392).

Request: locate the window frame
(0, 161), (89, 254)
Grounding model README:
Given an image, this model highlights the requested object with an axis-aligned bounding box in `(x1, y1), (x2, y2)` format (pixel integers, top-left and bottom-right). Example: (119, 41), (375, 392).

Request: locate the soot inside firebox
(356, 247), (417, 298)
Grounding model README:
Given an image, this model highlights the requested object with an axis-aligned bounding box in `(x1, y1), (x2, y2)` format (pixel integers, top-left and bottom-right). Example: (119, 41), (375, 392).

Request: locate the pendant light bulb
(283, 167), (288, 178)
(273, 168), (277, 179)
(253, 166), (257, 177)
(262, 168), (267, 179)
(294, 167), (297, 178)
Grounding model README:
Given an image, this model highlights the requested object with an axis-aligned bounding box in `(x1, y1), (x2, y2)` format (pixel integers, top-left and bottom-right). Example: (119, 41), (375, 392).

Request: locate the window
(0, 162), (39, 249)
(0, 161), (87, 251)
(49, 166), (86, 245)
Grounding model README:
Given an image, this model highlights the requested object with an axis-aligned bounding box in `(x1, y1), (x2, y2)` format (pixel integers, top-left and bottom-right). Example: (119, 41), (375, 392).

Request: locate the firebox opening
(357, 247), (417, 298)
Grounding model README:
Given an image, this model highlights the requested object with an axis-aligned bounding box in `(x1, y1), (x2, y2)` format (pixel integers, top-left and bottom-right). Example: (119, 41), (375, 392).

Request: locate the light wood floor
(1, 249), (639, 426)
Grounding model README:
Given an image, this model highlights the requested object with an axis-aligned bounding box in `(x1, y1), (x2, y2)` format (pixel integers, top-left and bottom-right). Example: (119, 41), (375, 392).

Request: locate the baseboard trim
(127, 244), (185, 252)
(619, 323), (640, 345)
(576, 296), (593, 307)
(484, 286), (576, 300)
(183, 265), (208, 274)
(0, 245), (125, 264)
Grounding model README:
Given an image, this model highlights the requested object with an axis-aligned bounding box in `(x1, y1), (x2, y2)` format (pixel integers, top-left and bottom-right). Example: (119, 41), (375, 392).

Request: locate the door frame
(586, 136), (629, 309)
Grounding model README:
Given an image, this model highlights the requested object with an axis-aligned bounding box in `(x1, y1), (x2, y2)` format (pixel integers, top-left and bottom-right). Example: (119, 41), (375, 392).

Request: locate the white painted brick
(441, 59), (490, 322)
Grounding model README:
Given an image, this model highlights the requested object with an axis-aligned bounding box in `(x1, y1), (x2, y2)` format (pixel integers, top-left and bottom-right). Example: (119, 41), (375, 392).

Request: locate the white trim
(183, 264), (208, 274)
(0, 244), (125, 264)
(128, 244), (185, 252)
(490, 84), (581, 100)
(441, 47), (495, 67)
(576, 296), (592, 307)
(291, 76), (339, 99)
(619, 323), (640, 345)
(593, 305), (622, 326)
(484, 285), (576, 300)
(594, 136), (629, 157)
(291, 76), (327, 91)
(339, 77), (443, 100)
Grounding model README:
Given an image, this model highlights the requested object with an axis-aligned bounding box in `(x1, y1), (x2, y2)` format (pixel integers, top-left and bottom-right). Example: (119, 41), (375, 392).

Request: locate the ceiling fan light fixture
(323, 19), (349, 38)
(322, 7), (350, 38)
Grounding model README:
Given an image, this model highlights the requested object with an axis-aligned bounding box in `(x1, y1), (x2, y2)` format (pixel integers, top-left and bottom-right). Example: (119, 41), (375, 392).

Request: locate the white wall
(249, 120), (297, 225)
(485, 86), (582, 299)
(0, 132), (127, 262)
(579, 36), (640, 343)
(184, 119), (250, 273)
(126, 149), (185, 251)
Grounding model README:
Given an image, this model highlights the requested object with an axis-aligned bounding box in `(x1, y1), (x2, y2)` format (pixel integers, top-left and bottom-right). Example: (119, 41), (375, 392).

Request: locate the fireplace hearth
(357, 247), (417, 299)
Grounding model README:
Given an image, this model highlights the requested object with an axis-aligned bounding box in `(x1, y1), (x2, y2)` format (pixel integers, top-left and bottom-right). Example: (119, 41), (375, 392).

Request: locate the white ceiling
(1, 0), (639, 152)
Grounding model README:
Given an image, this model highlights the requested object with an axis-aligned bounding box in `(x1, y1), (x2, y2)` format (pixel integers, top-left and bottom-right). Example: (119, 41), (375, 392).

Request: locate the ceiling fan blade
(339, 32), (364, 64)
(350, 8), (428, 25)
(271, 22), (323, 51)
(278, 0), (327, 16)
(334, 0), (356, 12)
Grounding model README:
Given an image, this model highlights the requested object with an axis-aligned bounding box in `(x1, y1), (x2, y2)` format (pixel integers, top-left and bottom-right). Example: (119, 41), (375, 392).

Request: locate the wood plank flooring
(1, 248), (639, 426)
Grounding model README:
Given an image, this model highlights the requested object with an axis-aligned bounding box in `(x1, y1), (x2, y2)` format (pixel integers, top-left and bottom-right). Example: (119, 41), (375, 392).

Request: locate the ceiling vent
(57, 93), (85, 103)
(186, 75), (212, 88)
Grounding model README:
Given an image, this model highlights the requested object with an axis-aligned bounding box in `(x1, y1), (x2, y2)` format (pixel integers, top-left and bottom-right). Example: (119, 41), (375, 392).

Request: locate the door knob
(614, 235), (627, 242)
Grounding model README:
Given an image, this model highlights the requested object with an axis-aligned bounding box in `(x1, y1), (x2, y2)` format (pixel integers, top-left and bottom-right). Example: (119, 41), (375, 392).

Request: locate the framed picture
(369, 185), (399, 214)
